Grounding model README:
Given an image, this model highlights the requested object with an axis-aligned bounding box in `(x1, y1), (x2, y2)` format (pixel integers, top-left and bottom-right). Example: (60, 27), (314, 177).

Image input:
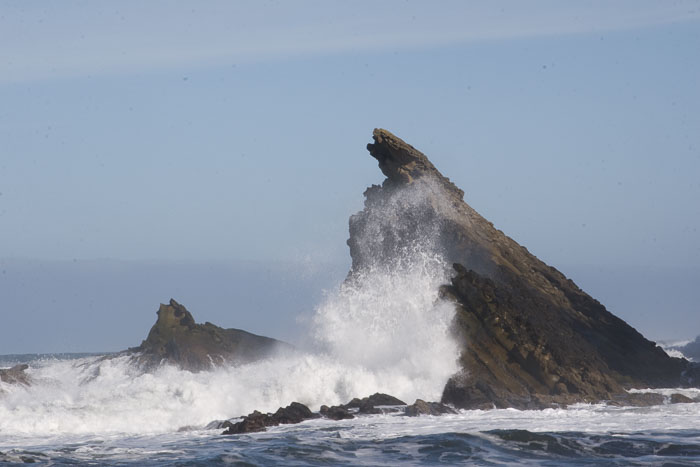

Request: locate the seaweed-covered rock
(349, 128), (695, 410)
(130, 299), (291, 371)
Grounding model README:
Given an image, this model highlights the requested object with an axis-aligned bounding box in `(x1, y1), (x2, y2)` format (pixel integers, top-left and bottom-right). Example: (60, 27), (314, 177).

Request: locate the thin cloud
(1, 0), (699, 84)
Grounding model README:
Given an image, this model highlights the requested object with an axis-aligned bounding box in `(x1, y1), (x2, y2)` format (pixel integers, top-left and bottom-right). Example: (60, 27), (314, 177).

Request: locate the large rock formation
(131, 299), (290, 371)
(349, 128), (695, 409)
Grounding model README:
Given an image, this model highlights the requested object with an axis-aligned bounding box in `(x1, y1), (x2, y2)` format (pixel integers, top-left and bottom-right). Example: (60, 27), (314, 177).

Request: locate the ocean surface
(3, 354), (700, 465)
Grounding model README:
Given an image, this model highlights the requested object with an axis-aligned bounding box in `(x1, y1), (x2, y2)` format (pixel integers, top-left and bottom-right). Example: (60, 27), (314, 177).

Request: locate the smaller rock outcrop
(222, 402), (318, 434)
(0, 364), (30, 386)
(609, 392), (665, 407)
(670, 393), (694, 404)
(344, 393), (406, 414)
(404, 399), (457, 416)
(319, 405), (355, 420)
(321, 392), (407, 418)
(131, 299), (291, 371)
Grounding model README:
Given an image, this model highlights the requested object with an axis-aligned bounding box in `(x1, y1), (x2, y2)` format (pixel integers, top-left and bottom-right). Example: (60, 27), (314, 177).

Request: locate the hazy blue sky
(1, 1), (699, 353)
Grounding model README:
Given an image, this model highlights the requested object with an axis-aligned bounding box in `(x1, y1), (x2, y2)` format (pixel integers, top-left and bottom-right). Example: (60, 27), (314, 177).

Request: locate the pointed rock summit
(351, 128), (696, 409)
(132, 299), (290, 371)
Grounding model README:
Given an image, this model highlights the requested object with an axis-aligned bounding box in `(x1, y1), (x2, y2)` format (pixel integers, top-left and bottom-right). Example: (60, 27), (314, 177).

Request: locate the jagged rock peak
(367, 128), (464, 199)
(155, 299), (196, 331)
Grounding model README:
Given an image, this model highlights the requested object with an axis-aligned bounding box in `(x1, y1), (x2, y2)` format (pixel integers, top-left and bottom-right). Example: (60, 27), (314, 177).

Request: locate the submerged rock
(349, 128), (695, 409)
(220, 392), (409, 433)
(0, 450), (41, 464)
(130, 299), (291, 371)
(0, 364), (31, 386)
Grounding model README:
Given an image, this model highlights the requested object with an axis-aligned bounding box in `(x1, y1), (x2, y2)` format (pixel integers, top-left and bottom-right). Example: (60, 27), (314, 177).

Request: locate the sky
(1, 1), (699, 353)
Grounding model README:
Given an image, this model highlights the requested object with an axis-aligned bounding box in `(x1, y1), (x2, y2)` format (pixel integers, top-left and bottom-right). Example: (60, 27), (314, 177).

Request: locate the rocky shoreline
(217, 393), (458, 435)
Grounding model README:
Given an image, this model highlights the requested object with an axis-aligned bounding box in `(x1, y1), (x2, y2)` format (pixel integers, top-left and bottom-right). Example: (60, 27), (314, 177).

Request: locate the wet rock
(610, 392), (665, 407)
(130, 299), (292, 371)
(343, 393), (406, 414)
(271, 401), (317, 424)
(222, 402), (318, 435)
(0, 364), (31, 386)
(348, 128), (695, 410)
(404, 399), (457, 416)
(670, 393), (694, 404)
(223, 410), (270, 434)
(320, 405), (355, 420)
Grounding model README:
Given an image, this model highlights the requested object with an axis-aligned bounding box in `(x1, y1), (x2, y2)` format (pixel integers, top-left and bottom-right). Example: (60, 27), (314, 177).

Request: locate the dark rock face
(318, 393), (406, 419)
(350, 128), (694, 410)
(222, 402), (318, 434)
(404, 399), (457, 416)
(132, 299), (291, 371)
(0, 364), (30, 386)
(219, 393), (446, 433)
